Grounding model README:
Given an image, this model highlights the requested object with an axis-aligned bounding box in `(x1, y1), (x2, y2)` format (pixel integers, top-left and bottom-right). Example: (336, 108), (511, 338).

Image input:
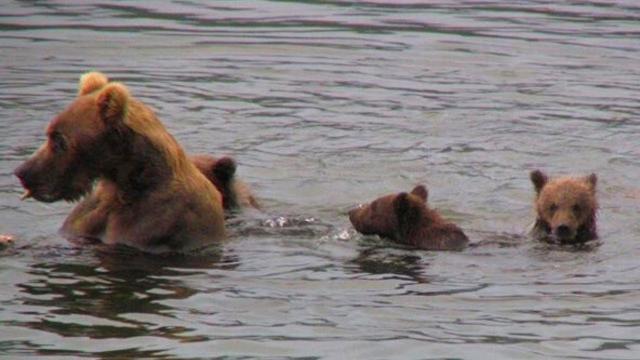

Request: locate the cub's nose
(348, 206), (363, 221)
(555, 224), (572, 239)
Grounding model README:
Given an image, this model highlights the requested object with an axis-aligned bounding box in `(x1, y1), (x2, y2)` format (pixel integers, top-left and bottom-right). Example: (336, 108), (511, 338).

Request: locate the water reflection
(11, 246), (235, 349)
(350, 244), (430, 282)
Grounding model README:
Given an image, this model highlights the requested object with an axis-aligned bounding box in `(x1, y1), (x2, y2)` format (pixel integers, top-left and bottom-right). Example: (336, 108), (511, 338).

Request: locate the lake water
(1, 1), (640, 358)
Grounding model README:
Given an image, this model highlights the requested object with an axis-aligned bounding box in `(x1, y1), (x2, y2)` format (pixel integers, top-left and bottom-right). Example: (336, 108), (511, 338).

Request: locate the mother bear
(14, 72), (226, 253)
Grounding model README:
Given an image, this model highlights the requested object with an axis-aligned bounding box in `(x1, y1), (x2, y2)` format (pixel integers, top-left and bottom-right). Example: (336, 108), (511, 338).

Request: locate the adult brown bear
(14, 72), (226, 253)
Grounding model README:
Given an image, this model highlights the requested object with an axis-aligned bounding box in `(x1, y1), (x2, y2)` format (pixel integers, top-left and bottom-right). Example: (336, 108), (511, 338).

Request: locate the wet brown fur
(14, 72), (225, 253)
(348, 185), (468, 251)
(190, 154), (260, 211)
(530, 170), (598, 244)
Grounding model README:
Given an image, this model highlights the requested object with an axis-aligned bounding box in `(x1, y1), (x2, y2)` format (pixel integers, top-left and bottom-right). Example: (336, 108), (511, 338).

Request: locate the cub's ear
(393, 192), (422, 237)
(585, 173), (597, 192)
(96, 82), (129, 124)
(78, 72), (109, 96)
(410, 184), (428, 203)
(530, 170), (548, 195)
(213, 156), (237, 184)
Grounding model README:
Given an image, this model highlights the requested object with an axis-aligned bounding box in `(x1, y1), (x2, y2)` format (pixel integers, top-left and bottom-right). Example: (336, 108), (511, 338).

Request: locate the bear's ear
(584, 173), (597, 192)
(96, 82), (129, 124)
(530, 170), (548, 195)
(78, 72), (109, 96)
(410, 184), (428, 203)
(393, 192), (422, 237)
(213, 156), (237, 184)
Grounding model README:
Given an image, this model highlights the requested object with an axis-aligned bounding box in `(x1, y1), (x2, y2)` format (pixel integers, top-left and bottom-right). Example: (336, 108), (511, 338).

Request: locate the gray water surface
(1, 1), (640, 359)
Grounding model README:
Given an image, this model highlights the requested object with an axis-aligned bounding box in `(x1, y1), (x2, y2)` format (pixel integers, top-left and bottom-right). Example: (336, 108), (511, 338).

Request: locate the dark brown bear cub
(190, 154), (260, 211)
(349, 185), (468, 251)
(530, 170), (598, 244)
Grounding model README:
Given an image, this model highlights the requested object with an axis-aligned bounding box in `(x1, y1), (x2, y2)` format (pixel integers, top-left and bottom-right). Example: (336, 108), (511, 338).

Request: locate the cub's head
(191, 154), (237, 209)
(349, 185), (429, 240)
(530, 170), (598, 243)
(14, 72), (130, 202)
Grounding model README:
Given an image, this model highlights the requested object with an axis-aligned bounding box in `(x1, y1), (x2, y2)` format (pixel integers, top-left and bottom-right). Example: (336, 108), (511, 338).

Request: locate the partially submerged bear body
(190, 154), (260, 212)
(14, 72), (226, 253)
(349, 185), (468, 251)
(530, 170), (598, 244)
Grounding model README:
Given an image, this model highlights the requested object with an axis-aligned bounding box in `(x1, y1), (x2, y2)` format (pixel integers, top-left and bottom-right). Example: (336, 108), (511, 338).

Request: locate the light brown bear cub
(190, 154), (260, 211)
(530, 170), (598, 244)
(349, 185), (468, 251)
(14, 72), (226, 253)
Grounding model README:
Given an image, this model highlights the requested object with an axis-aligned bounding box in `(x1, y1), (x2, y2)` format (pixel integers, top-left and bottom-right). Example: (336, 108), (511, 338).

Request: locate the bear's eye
(549, 203), (558, 213)
(50, 132), (67, 153)
(572, 204), (581, 213)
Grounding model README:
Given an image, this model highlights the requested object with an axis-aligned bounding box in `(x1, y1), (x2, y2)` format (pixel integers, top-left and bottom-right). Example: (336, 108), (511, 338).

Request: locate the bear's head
(191, 155), (237, 209)
(530, 170), (598, 243)
(14, 72), (132, 202)
(349, 185), (429, 241)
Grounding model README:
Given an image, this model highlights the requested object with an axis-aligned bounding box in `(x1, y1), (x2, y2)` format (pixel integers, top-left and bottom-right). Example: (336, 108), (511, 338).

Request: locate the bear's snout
(348, 204), (366, 219)
(14, 161), (36, 191)
(14, 157), (62, 202)
(554, 224), (574, 240)
(348, 207), (358, 221)
(14, 160), (45, 201)
(348, 205), (367, 228)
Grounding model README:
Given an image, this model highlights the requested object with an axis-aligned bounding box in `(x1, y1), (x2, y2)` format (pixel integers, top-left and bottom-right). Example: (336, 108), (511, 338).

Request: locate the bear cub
(349, 185), (468, 251)
(191, 154), (260, 212)
(530, 170), (598, 244)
